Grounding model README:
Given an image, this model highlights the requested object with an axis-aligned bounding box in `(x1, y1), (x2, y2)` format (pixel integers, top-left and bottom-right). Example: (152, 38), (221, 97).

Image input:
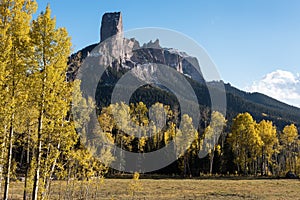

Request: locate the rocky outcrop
(142, 39), (161, 49)
(100, 12), (123, 42)
(130, 43), (204, 83)
(68, 12), (204, 84)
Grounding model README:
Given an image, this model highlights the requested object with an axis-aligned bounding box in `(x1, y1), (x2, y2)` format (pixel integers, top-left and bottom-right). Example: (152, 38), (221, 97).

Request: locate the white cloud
(246, 70), (300, 108)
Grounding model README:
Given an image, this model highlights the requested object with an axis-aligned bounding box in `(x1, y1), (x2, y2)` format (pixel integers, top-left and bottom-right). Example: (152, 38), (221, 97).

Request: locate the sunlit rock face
(68, 12), (204, 84)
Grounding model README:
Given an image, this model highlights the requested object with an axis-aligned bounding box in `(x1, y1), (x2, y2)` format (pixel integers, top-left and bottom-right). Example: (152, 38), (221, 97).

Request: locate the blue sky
(35, 0), (300, 106)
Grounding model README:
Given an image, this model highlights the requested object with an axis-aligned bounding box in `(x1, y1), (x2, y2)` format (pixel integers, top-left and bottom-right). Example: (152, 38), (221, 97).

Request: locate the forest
(0, 1), (300, 200)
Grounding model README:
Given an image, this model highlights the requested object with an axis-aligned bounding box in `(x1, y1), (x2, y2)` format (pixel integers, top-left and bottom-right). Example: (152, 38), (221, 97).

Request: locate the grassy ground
(3, 178), (300, 199)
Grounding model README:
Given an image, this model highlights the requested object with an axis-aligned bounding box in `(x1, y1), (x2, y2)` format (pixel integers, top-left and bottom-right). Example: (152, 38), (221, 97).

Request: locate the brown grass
(3, 178), (300, 199)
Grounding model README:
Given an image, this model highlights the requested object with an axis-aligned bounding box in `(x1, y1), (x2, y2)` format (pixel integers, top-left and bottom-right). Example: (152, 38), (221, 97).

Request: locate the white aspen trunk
(4, 116), (14, 200)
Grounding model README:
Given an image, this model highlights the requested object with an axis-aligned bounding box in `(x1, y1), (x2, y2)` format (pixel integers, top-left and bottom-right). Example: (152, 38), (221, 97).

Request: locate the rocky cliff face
(130, 44), (204, 83)
(68, 12), (204, 84)
(100, 12), (123, 42)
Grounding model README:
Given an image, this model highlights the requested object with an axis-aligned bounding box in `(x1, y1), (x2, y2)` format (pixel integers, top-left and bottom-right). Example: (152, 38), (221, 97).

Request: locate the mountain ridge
(67, 12), (300, 130)
(67, 41), (300, 129)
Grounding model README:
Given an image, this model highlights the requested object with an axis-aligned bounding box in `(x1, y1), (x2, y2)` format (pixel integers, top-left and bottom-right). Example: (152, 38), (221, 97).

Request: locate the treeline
(95, 66), (300, 132)
(98, 102), (300, 177)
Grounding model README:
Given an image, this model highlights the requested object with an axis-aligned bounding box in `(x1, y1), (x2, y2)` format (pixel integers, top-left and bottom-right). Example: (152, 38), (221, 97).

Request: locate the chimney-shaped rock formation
(100, 12), (123, 42)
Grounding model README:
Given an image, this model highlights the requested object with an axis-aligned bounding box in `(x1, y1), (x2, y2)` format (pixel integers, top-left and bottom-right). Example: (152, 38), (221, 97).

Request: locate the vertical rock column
(100, 12), (123, 42)
(99, 12), (124, 70)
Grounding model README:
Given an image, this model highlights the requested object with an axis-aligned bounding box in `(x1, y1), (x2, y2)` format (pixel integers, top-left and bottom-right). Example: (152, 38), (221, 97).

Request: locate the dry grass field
(3, 178), (300, 200)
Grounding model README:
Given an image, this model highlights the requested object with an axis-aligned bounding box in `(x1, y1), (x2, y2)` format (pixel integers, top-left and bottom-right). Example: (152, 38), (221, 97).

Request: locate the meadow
(4, 178), (300, 199)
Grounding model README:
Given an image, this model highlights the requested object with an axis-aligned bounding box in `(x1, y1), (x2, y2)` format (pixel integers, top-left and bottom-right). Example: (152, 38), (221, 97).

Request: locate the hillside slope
(68, 42), (300, 130)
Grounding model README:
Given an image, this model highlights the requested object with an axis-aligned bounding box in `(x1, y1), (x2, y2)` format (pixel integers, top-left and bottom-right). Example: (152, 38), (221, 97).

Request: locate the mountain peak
(100, 12), (123, 42)
(142, 39), (161, 49)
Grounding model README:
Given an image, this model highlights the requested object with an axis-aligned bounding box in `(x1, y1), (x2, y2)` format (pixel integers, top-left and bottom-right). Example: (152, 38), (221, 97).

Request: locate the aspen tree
(29, 5), (75, 199)
(257, 120), (278, 175)
(0, 1), (36, 199)
(280, 124), (298, 172)
(228, 113), (262, 174)
(176, 114), (198, 177)
(203, 111), (226, 174)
